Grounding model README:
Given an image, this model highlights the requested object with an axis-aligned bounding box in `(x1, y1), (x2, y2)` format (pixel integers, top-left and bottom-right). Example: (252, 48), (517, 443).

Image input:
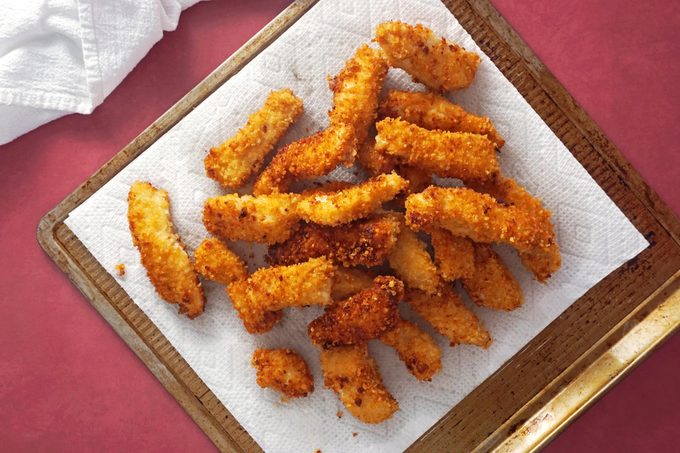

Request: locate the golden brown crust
(467, 175), (560, 281)
(375, 21), (480, 92)
(204, 89), (303, 189)
(320, 344), (399, 424)
(127, 181), (205, 319)
(227, 257), (335, 333)
(331, 268), (375, 300)
(406, 285), (491, 348)
(253, 123), (356, 195)
(267, 212), (402, 267)
(252, 348), (314, 398)
(329, 44), (388, 148)
(378, 90), (504, 148)
(309, 276), (403, 348)
(405, 187), (554, 254)
(202, 193), (299, 244)
(194, 238), (248, 285)
(379, 318), (442, 381)
(296, 172), (408, 226)
(388, 223), (441, 295)
(430, 228), (476, 281)
(375, 118), (499, 180)
(461, 243), (523, 311)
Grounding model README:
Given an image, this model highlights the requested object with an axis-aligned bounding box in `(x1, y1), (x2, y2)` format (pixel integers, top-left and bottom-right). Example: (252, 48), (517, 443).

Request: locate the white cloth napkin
(65, 0), (649, 452)
(0, 0), (202, 145)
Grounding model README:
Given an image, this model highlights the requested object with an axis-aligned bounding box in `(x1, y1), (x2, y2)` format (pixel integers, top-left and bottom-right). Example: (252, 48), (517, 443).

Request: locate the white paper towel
(64, 0), (649, 451)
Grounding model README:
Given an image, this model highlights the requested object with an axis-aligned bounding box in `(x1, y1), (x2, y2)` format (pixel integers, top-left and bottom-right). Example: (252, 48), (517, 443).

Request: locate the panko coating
(430, 228), (475, 281)
(380, 318), (442, 381)
(375, 21), (480, 92)
(388, 223), (440, 295)
(252, 348), (314, 398)
(331, 268), (375, 300)
(461, 243), (523, 311)
(128, 181), (205, 319)
(204, 89), (303, 189)
(194, 238), (247, 285)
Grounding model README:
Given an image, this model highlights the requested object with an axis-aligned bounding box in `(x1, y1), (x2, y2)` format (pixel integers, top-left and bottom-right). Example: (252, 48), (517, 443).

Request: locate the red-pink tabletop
(1, 0), (678, 451)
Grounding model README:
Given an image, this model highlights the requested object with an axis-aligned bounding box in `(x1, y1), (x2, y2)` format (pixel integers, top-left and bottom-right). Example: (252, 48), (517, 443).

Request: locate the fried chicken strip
(127, 181), (205, 319)
(296, 172), (408, 226)
(252, 348), (314, 398)
(204, 89), (303, 189)
(379, 318), (442, 381)
(309, 276), (403, 348)
(329, 44), (388, 148)
(388, 224), (440, 295)
(331, 268), (375, 300)
(405, 187), (554, 254)
(194, 238), (247, 285)
(320, 344), (399, 424)
(429, 228), (475, 281)
(461, 243), (523, 311)
(467, 175), (560, 281)
(253, 123), (356, 195)
(375, 118), (499, 180)
(378, 90), (504, 148)
(407, 285), (491, 348)
(203, 192), (299, 244)
(375, 21), (480, 92)
(267, 212), (401, 267)
(227, 257), (335, 333)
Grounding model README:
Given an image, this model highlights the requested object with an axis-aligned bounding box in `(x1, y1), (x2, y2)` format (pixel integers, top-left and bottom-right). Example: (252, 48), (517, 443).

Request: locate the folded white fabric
(0, 0), (202, 145)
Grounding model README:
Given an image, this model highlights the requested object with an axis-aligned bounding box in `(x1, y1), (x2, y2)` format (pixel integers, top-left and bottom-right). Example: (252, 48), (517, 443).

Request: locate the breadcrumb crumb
(252, 348), (314, 398)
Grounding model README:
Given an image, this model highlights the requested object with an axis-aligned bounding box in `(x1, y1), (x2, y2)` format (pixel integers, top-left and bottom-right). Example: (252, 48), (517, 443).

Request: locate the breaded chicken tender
(379, 318), (442, 381)
(204, 89), (303, 189)
(375, 21), (480, 92)
(227, 257), (335, 333)
(194, 238), (247, 285)
(296, 172), (408, 226)
(467, 175), (560, 281)
(407, 285), (491, 348)
(329, 44), (388, 148)
(430, 228), (475, 281)
(267, 212), (401, 267)
(388, 224), (440, 295)
(202, 192), (299, 244)
(309, 276), (403, 348)
(375, 118), (499, 180)
(128, 181), (205, 319)
(331, 268), (375, 300)
(253, 123), (356, 195)
(378, 90), (504, 148)
(461, 244), (523, 311)
(405, 187), (554, 254)
(320, 344), (399, 424)
(252, 348), (314, 398)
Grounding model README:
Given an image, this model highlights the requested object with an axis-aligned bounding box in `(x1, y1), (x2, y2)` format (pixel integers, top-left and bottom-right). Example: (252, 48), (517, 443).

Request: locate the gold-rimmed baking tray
(38, 0), (680, 451)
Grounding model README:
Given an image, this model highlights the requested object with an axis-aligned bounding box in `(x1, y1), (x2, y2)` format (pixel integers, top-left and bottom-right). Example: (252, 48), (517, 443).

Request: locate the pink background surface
(1, 0), (678, 451)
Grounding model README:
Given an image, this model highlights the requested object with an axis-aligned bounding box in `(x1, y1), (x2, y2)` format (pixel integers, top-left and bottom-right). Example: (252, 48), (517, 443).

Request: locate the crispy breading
(406, 285), (491, 348)
(204, 89), (303, 189)
(329, 44), (388, 148)
(253, 123), (356, 195)
(309, 276), (403, 348)
(467, 175), (560, 281)
(405, 187), (554, 254)
(202, 192), (299, 244)
(252, 348), (314, 398)
(296, 172), (408, 226)
(378, 90), (504, 148)
(331, 268), (375, 300)
(430, 228), (475, 281)
(388, 224), (440, 295)
(320, 344), (399, 424)
(227, 257), (335, 334)
(375, 21), (480, 92)
(461, 243), (523, 311)
(267, 212), (402, 267)
(379, 318), (442, 381)
(127, 181), (205, 319)
(194, 238), (248, 285)
(375, 118), (499, 180)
